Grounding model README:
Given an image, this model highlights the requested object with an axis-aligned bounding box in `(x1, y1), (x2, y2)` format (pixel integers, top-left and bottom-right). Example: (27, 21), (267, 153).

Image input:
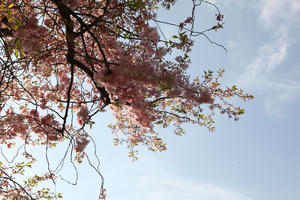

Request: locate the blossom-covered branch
(0, 0), (253, 199)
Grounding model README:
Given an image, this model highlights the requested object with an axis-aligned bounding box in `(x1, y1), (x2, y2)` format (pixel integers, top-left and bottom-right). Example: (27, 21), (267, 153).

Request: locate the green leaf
(16, 39), (20, 49)
(6, 9), (12, 22)
(14, 19), (22, 30)
(238, 109), (245, 115)
(14, 50), (19, 58)
(232, 85), (237, 91)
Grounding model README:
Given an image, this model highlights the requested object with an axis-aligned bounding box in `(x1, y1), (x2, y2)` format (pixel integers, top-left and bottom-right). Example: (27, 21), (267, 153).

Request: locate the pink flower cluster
(14, 16), (47, 54)
(74, 136), (89, 153)
(95, 53), (159, 129)
(77, 104), (89, 125)
(0, 108), (28, 142)
(3, 108), (63, 143)
(140, 27), (160, 43)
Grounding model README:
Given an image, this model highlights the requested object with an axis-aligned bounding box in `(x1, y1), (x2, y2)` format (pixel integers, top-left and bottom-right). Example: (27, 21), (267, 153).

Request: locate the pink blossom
(74, 137), (89, 153)
(77, 105), (89, 125)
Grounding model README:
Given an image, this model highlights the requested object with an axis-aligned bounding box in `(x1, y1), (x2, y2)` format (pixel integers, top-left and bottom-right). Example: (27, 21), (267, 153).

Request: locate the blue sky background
(58, 1), (300, 199)
(2, 1), (299, 199)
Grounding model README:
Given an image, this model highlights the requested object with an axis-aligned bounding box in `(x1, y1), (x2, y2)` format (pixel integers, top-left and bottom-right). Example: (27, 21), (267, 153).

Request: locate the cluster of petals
(77, 104), (89, 125)
(74, 136), (89, 153)
(14, 16), (47, 54)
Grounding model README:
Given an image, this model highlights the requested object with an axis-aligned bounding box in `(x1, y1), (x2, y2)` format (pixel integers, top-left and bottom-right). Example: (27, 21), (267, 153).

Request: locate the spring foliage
(0, 0), (253, 199)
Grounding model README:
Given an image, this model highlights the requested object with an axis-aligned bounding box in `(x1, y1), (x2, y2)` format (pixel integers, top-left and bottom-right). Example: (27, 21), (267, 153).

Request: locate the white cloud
(240, 39), (300, 116)
(243, 40), (288, 82)
(261, 80), (300, 116)
(126, 158), (253, 200)
(259, 0), (300, 29)
(226, 0), (300, 116)
(136, 177), (252, 200)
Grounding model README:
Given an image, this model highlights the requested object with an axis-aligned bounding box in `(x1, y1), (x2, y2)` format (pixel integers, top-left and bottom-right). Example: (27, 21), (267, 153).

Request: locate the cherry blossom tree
(0, 0), (253, 199)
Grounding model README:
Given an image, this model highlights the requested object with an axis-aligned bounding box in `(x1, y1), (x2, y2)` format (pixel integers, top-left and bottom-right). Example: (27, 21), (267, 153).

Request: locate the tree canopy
(0, 0), (253, 199)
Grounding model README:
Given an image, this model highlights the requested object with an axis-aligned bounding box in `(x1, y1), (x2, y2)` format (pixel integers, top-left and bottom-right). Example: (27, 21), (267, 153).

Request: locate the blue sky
(2, 1), (299, 199)
(57, 1), (300, 200)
